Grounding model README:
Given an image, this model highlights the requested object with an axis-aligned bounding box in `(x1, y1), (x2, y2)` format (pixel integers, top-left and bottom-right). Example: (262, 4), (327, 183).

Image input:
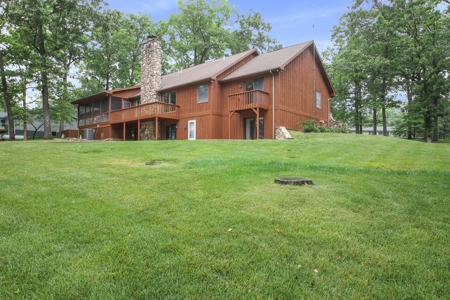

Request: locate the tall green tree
(160, 0), (280, 72)
(78, 10), (156, 94)
(3, 0), (104, 139)
(328, 0), (449, 140)
(327, 9), (374, 133)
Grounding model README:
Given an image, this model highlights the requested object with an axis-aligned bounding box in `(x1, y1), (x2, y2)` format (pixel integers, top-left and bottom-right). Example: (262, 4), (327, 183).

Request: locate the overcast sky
(104, 0), (355, 53)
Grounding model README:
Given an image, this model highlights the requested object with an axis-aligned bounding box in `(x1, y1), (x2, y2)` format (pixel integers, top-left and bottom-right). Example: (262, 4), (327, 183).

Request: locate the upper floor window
(316, 91), (322, 109)
(198, 84), (208, 103)
(164, 91), (177, 104)
(246, 78), (264, 91)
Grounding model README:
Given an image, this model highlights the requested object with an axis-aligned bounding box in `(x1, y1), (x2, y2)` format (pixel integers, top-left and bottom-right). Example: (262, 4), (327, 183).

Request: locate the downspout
(270, 70), (275, 139)
(313, 43), (316, 122)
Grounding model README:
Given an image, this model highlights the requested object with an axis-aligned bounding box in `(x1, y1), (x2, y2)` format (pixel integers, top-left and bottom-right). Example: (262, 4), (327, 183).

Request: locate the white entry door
(188, 120), (196, 140)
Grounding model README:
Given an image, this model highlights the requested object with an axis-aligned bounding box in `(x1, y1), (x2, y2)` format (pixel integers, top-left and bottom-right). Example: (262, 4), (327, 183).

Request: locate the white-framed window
(163, 91), (176, 104)
(188, 120), (196, 140)
(316, 91), (322, 109)
(198, 84), (208, 103)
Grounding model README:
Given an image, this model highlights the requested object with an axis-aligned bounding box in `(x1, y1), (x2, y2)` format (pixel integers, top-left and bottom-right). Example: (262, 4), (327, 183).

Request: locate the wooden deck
(228, 90), (270, 112)
(109, 102), (180, 124)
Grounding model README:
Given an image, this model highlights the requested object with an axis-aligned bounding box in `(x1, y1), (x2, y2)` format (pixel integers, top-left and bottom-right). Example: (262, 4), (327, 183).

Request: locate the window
(123, 101), (131, 108)
(254, 78), (264, 90)
(188, 120), (196, 140)
(246, 78), (264, 91)
(316, 91), (322, 109)
(198, 84), (208, 103)
(164, 91), (176, 104)
(111, 97), (122, 111)
(134, 100), (140, 106)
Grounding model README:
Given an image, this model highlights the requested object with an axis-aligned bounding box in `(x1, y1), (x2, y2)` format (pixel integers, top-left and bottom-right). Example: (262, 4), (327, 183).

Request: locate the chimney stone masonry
(141, 36), (161, 104)
(140, 36), (162, 140)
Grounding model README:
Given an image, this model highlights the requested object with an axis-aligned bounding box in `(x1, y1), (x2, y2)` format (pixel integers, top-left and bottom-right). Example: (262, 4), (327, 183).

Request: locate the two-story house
(71, 37), (335, 140)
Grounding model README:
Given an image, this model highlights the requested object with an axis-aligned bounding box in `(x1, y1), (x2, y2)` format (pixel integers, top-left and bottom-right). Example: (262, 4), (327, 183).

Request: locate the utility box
(84, 129), (94, 140)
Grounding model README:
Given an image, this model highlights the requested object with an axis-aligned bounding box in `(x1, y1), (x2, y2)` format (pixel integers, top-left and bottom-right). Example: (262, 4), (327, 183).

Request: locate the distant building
(349, 126), (395, 136)
(0, 112), (78, 138)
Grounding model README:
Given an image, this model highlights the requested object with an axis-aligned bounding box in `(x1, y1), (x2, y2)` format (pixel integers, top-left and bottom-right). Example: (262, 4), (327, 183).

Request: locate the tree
(78, 10), (156, 94)
(3, 0), (104, 139)
(327, 9), (374, 133)
(160, 0), (280, 72)
(0, 50), (15, 140)
(328, 0), (450, 141)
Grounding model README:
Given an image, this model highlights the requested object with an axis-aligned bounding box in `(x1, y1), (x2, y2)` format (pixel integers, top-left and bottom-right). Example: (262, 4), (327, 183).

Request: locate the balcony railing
(228, 90), (270, 111)
(110, 101), (180, 123)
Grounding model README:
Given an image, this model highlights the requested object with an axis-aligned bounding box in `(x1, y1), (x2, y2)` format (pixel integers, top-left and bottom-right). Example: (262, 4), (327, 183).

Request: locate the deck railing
(228, 90), (270, 111)
(110, 101), (179, 123)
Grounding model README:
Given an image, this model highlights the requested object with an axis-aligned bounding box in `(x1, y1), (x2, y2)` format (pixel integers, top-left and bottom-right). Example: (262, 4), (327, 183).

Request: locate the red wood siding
(275, 45), (331, 130)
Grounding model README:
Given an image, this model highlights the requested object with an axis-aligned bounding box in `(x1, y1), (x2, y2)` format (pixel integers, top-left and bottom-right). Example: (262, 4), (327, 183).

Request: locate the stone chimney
(141, 35), (161, 104)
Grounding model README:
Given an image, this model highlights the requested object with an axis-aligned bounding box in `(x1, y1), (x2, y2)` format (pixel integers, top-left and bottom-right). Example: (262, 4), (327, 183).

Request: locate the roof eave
(158, 78), (215, 92)
(211, 49), (259, 81)
(219, 68), (282, 83)
(70, 91), (112, 104)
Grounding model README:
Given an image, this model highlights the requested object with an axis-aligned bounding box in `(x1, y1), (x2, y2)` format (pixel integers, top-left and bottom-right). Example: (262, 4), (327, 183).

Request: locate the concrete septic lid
(275, 178), (314, 185)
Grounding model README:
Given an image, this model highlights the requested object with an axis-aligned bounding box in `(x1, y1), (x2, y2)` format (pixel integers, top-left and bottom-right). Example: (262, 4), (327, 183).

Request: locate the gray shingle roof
(158, 49), (257, 91)
(221, 41), (312, 81)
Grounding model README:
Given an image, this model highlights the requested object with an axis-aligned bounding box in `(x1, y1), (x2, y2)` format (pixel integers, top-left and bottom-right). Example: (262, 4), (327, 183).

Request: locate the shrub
(299, 120), (319, 132)
(299, 120), (349, 133)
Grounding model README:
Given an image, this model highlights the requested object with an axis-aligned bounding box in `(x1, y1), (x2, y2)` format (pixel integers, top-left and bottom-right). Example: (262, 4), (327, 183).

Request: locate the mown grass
(1, 133), (449, 299)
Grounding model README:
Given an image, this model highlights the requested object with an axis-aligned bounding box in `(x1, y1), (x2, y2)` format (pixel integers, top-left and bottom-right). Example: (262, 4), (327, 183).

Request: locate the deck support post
(155, 117), (159, 141)
(123, 122), (126, 141)
(256, 108), (260, 140)
(138, 120), (141, 141)
(252, 108), (259, 140)
(229, 111), (236, 139)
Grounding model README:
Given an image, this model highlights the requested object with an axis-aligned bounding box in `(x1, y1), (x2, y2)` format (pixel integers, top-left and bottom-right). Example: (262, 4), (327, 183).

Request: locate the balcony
(228, 90), (270, 112)
(110, 101), (180, 124)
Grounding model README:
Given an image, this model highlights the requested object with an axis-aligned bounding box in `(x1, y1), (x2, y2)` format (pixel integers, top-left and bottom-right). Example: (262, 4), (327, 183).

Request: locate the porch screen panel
(93, 100), (100, 115)
(101, 97), (109, 112)
(78, 105), (85, 118)
(85, 103), (93, 117)
(111, 97), (122, 111)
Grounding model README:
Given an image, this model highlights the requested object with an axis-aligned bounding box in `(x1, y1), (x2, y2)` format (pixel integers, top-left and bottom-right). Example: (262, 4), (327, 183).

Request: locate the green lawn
(1, 133), (449, 299)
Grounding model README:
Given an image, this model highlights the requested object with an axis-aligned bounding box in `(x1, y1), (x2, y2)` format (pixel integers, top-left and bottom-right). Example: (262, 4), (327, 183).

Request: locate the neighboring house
(72, 38), (335, 140)
(0, 112), (7, 135)
(0, 112), (78, 138)
(349, 126), (395, 136)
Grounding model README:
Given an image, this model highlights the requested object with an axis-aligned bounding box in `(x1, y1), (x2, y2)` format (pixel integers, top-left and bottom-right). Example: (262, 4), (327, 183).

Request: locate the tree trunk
(0, 50), (15, 140)
(433, 115), (439, 142)
(38, 24), (53, 139)
(354, 80), (361, 134)
(23, 84), (27, 141)
(59, 72), (68, 137)
(372, 108), (377, 135)
(406, 86), (412, 139)
(382, 105), (387, 136)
